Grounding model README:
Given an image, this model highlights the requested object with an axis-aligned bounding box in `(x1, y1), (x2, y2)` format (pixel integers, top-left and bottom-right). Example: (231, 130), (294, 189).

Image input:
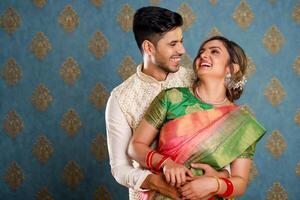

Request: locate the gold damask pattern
(263, 25), (285, 54)
(294, 109), (300, 127)
(31, 84), (53, 111)
(181, 53), (193, 69)
(88, 31), (109, 59)
(177, 3), (196, 31)
(90, 0), (103, 7)
(32, 135), (54, 164)
(36, 187), (54, 200)
(264, 77), (286, 107)
(4, 161), (25, 191)
(1, 7), (21, 34)
(296, 161), (300, 176)
(210, 0), (217, 6)
(91, 134), (108, 161)
(293, 55), (300, 76)
(93, 186), (112, 200)
(207, 27), (223, 38)
(89, 82), (109, 110)
(246, 56), (256, 78)
(3, 110), (24, 139)
(60, 57), (81, 85)
(118, 56), (136, 80)
(60, 109), (82, 137)
(232, 0), (254, 30)
(62, 160), (84, 188)
(249, 162), (258, 183)
(30, 32), (52, 60)
(150, 0), (160, 5)
(2, 57), (23, 86)
(58, 5), (80, 33)
(292, 1), (300, 24)
(266, 181), (288, 200)
(266, 130), (287, 159)
(117, 4), (134, 32)
(32, 0), (47, 9)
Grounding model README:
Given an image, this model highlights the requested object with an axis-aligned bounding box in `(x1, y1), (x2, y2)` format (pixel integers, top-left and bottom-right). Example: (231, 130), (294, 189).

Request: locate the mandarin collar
(136, 64), (175, 84)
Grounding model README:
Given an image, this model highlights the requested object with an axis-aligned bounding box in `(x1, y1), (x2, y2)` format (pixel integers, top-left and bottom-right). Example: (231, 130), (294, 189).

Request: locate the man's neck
(141, 62), (168, 81)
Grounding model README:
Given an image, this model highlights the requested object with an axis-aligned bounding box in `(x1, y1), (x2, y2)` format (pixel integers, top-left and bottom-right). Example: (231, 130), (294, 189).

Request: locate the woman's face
(195, 39), (231, 81)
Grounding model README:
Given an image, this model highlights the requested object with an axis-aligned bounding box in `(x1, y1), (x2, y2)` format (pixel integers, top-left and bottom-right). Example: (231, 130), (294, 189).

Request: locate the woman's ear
(142, 40), (155, 55)
(232, 63), (240, 74)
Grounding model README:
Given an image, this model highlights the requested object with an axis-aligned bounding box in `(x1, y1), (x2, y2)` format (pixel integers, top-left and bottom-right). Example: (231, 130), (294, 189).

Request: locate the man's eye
(170, 43), (176, 46)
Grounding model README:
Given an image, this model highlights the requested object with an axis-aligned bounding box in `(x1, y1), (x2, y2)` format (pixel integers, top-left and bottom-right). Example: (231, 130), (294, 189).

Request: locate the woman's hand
(180, 176), (217, 200)
(190, 163), (230, 178)
(162, 159), (194, 187)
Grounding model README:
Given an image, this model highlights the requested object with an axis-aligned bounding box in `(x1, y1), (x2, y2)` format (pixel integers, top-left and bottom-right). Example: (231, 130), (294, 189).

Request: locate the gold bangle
(212, 176), (220, 195)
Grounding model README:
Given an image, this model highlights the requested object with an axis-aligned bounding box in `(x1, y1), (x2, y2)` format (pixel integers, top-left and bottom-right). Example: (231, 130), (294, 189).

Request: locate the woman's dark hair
(192, 36), (248, 102)
(133, 6), (183, 52)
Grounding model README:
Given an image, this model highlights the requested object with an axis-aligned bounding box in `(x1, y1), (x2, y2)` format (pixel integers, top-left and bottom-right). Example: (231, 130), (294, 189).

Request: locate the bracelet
(155, 155), (169, 172)
(218, 178), (234, 197)
(145, 150), (156, 169)
(212, 176), (220, 195)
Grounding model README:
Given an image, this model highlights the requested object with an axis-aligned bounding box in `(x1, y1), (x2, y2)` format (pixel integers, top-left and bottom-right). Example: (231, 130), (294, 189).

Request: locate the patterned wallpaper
(0, 0), (299, 199)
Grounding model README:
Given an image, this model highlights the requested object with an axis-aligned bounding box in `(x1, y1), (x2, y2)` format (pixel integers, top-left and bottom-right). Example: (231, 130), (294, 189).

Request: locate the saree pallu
(142, 105), (266, 200)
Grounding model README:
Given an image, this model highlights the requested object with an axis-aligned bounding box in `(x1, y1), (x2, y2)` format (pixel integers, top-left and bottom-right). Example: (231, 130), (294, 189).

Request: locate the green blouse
(144, 87), (256, 159)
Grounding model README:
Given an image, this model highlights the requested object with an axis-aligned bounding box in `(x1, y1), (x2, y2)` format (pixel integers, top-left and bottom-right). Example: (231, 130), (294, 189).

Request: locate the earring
(225, 73), (247, 91)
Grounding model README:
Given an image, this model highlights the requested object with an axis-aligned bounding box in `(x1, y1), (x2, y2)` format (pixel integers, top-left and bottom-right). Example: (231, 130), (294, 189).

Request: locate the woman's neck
(195, 81), (228, 105)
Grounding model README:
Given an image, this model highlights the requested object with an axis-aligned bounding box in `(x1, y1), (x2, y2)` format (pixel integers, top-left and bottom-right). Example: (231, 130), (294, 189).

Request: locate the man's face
(151, 27), (185, 73)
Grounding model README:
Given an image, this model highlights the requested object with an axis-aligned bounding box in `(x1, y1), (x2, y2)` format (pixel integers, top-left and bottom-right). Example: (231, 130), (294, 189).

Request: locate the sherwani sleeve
(105, 95), (151, 191)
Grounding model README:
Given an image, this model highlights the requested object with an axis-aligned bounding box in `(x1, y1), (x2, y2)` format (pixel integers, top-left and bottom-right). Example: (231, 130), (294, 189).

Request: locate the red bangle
(145, 150), (156, 169)
(155, 155), (169, 172)
(218, 178), (234, 197)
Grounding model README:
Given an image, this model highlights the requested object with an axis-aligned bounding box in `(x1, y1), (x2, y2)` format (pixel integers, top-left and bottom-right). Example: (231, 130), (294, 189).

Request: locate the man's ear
(142, 40), (155, 55)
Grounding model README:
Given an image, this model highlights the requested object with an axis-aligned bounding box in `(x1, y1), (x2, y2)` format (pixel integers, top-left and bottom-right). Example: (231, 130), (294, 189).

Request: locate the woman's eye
(212, 50), (219, 54)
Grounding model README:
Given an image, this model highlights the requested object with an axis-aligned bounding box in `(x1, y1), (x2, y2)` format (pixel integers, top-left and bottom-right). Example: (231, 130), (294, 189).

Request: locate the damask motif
(90, 0), (103, 7)
(32, 0), (47, 8)
(30, 32), (52, 60)
(31, 84), (53, 111)
(265, 130), (287, 159)
(60, 109), (82, 137)
(232, 0), (254, 30)
(36, 187), (54, 200)
(264, 77), (286, 107)
(60, 57), (81, 85)
(177, 3), (196, 31)
(292, 1), (300, 24)
(116, 4), (134, 32)
(88, 31), (109, 59)
(3, 110), (24, 139)
(266, 181), (288, 200)
(263, 25), (285, 54)
(118, 56), (136, 80)
(294, 109), (300, 128)
(2, 57), (22, 86)
(181, 53), (193, 69)
(207, 27), (223, 38)
(150, 0), (160, 5)
(58, 5), (80, 33)
(4, 161), (25, 191)
(210, 0), (217, 6)
(246, 56), (256, 78)
(293, 55), (300, 77)
(296, 161), (300, 177)
(249, 162), (258, 183)
(62, 161), (84, 189)
(32, 135), (54, 164)
(91, 134), (108, 161)
(1, 7), (21, 34)
(93, 186), (112, 200)
(89, 82), (109, 110)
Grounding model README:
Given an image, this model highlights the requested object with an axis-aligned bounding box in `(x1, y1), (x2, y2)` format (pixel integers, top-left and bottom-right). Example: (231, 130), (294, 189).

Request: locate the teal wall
(0, 0), (299, 199)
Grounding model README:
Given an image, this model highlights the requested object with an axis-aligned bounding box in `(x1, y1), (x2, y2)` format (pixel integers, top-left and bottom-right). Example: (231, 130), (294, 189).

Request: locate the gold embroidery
(62, 161), (84, 188)
(60, 57), (81, 85)
(178, 3), (196, 31)
(232, 0), (254, 30)
(168, 89), (183, 104)
(264, 77), (286, 107)
(263, 25), (285, 54)
(30, 32), (52, 60)
(58, 5), (80, 33)
(3, 110), (24, 139)
(89, 82), (109, 110)
(4, 161), (25, 191)
(2, 57), (22, 86)
(88, 31), (109, 59)
(31, 84), (53, 111)
(2, 7), (21, 34)
(117, 4), (134, 32)
(32, 135), (54, 164)
(266, 130), (287, 159)
(266, 181), (288, 200)
(185, 104), (203, 114)
(118, 56), (136, 80)
(91, 134), (108, 161)
(61, 109), (82, 138)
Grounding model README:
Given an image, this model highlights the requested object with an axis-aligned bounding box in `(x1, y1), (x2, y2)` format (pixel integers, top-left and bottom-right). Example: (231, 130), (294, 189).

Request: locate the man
(106, 6), (193, 199)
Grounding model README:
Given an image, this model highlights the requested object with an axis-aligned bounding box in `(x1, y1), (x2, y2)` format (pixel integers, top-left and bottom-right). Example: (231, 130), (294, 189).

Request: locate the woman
(128, 36), (266, 200)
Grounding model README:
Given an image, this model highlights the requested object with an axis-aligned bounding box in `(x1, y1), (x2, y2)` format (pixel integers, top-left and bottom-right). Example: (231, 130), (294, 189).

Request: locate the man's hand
(141, 174), (181, 200)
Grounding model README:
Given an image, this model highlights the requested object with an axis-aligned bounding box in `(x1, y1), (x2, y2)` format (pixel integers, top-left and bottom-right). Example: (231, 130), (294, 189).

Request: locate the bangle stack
(145, 150), (170, 173)
(218, 178), (234, 198)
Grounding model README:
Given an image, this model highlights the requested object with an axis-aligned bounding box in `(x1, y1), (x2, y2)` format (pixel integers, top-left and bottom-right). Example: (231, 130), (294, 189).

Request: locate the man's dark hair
(133, 6), (183, 53)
